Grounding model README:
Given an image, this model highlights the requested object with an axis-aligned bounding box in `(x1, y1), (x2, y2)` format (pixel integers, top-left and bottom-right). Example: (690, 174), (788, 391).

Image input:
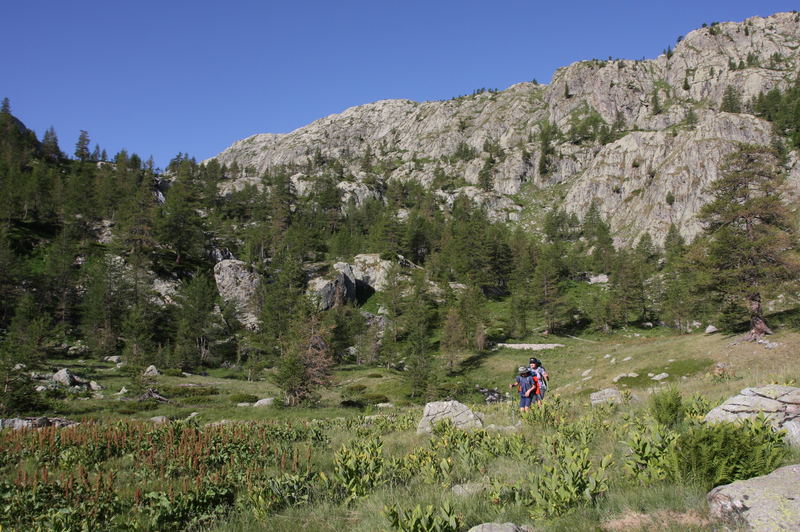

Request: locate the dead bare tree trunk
(744, 296), (773, 341)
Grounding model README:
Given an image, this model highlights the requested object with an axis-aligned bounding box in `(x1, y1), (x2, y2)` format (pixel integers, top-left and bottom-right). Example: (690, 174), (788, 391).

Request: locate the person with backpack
(509, 366), (540, 413)
(528, 358), (548, 404)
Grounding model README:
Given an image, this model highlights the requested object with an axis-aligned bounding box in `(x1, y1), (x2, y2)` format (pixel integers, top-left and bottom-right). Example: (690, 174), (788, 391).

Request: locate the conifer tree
(698, 143), (800, 339)
(74, 130), (91, 162)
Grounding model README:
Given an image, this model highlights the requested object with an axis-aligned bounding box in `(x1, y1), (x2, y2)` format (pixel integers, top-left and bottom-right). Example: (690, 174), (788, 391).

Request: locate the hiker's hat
(518, 366), (529, 374)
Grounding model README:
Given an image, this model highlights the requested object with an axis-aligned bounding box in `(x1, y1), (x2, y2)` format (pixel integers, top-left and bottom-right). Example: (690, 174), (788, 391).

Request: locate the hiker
(509, 365), (539, 413)
(528, 358), (548, 405)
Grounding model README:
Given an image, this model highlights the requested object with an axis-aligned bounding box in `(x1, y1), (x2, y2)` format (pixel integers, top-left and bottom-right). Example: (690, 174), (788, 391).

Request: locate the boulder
(52, 368), (86, 387)
(590, 388), (623, 405)
(142, 365), (161, 377)
(149, 416), (170, 425)
(705, 385), (800, 445)
(306, 262), (356, 310)
(213, 259), (261, 329)
(417, 400), (484, 434)
(102, 355), (123, 363)
(705, 325), (719, 334)
(707, 464), (800, 532)
(452, 483), (487, 497)
(253, 398), (275, 407)
(351, 253), (419, 292)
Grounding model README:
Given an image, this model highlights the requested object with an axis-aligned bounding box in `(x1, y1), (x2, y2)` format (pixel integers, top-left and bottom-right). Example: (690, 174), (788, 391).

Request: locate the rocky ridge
(207, 12), (800, 245)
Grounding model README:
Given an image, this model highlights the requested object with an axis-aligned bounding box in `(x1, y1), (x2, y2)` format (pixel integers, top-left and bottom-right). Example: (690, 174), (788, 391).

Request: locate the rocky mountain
(206, 12), (800, 246)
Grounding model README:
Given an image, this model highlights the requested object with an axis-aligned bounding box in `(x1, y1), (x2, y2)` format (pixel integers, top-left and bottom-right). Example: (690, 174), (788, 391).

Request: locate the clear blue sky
(3, 0), (796, 170)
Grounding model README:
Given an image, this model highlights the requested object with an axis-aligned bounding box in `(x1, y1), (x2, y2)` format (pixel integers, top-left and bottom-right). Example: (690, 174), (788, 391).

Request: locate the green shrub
(382, 501), (460, 532)
(346, 384), (367, 393)
(159, 385), (219, 398)
(114, 400), (159, 413)
(229, 393), (258, 404)
(362, 393), (389, 404)
(367, 373), (383, 378)
(666, 416), (788, 491)
(649, 387), (684, 428)
(163, 368), (184, 377)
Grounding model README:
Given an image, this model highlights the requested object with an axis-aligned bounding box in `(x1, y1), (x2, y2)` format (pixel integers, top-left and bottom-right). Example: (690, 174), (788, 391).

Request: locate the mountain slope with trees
(2, 13), (800, 415)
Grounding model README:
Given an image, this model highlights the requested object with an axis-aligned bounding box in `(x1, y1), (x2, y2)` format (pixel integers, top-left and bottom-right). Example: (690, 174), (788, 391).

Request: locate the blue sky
(3, 1), (796, 170)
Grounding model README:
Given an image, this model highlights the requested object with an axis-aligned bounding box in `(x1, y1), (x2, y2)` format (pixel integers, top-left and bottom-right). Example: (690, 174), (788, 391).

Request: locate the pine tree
(74, 130), (91, 162)
(698, 143), (800, 339)
(720, 85), (742, 113)
(532, 244), (567, 334)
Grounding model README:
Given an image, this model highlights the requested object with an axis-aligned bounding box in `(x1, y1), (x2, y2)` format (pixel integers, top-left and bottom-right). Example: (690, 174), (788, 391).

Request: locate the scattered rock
(475, 385), (504, 404)
(707, 464), (800, 532)
(149, 416), (170, 425)
(417, 400), (483, 434)
(467, 524), (525, 532)
(610, 358), (616, 365)
(582, 369), (592, 377)
(89, 381), (104, 391)
(237, 402), (251, 407)
(590, 388), (623, 405)
(623, 356), (632, 362)
(496, 343), (564, 351)
(114, 387), (129, 396)
(102, 355), (123, 363)
(452, 483), (487, 497)
(142, 365), (161, 377)
(652, 373), (669, 381)
(253, 398), (275, 407)
(375, 402), (394, 408)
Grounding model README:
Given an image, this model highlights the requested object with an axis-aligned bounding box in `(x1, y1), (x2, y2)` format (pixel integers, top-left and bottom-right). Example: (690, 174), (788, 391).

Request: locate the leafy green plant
(382, 501), (461, 532)
(248, 471), (315, 519)
(524, 442), (613, 518)
(623, 419), (679, 484)
(321, 438), (385, 504)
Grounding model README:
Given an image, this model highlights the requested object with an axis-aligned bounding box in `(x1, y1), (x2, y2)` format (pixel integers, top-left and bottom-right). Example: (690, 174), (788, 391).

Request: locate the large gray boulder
(705, 385), (800, 445)
(142, 365), (161, 377)
(351, 254), (420, 292)
(590, 387), (624, 406)
(213, 259), (261, 329)
(52, 368), (87, 387)
(707, 464), (800, 531)
(417, 400), (484, 434)
(307, 262), (356, 310)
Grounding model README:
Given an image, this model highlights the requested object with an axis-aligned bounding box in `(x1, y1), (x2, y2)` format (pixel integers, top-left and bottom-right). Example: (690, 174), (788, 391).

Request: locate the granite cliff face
(207, 12), (800, 245)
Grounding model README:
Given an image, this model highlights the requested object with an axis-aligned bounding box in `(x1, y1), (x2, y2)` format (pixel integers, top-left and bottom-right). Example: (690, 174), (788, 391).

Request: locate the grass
(14, 323), (800, 531)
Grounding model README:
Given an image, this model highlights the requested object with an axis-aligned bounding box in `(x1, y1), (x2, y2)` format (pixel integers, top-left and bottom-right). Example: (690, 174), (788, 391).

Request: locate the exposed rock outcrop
(416, 400), (484, 434)
(704, 385), (800, 446)
(707, 464), (800, 532)
(306, 262), (356, 310)
(205, 12), (800, 247)
(213, 259), (261, 329)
